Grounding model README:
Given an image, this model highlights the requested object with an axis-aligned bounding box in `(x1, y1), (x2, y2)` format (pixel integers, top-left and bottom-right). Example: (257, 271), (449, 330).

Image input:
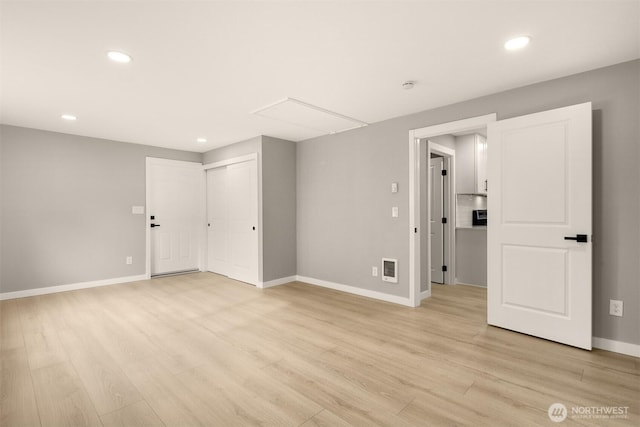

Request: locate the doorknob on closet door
(252, 226), (256, 231)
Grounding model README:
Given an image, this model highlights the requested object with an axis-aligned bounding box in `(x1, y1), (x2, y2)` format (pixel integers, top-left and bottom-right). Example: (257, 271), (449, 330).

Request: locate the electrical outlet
(372, 266), (378, 277)
(126, 256), (133, 265)
(609, 299), (623, 317)
(392, 207), (399, 217)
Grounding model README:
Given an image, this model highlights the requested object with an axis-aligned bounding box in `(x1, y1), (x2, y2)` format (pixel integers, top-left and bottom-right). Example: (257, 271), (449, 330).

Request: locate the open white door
(206, 167), (228, 276)
(430, 156), (445, 284)
(487, 102), (592, 349)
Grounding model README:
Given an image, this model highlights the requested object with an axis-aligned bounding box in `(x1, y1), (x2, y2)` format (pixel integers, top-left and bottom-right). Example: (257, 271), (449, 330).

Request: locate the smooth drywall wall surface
(297, 124), (409, 297)
(0, 125), (201, 293)
(428, 134), (456, 150)
(297, 59), (639, 345)
(202, 137), (261, 165)
(262, 136), (297, 281)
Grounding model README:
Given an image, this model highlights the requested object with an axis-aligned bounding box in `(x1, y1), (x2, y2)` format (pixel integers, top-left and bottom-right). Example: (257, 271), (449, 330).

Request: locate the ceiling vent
(252, 97), (367, 138)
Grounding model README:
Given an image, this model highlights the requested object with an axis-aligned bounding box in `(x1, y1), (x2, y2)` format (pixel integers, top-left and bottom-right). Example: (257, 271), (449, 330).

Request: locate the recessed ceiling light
(196, 138), (207, 143)
(61, 114), (77, 121)
(504, 36), (531, 51)
(107, 50), (132, 63)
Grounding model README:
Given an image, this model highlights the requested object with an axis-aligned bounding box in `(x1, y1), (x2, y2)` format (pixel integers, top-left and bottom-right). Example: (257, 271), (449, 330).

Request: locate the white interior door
(487, 102), (592, 350)
(430, 156), (445, 284)
(206, 167), (228, 275)
(227, 159), (259, 285)
(148, 159), (203, 276)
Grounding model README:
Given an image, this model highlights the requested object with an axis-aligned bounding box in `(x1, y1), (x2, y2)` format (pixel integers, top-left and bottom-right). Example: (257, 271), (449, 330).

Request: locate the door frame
(427, 142), (455, 290)
(202, 153), (263, 286)
(145, 157), (206, 279)
(408, 114), (496, 307)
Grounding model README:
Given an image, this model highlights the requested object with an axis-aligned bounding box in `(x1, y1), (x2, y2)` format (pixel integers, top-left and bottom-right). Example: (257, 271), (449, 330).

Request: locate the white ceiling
(1, 1), (638, 152)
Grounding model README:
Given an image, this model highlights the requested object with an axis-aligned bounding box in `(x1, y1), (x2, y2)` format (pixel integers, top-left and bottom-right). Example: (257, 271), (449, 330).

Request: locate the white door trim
(145, 157), (205, 279)
(203, 153), (258, 171)
(409, 114), (496, 307)
(202, 153), (263, 284)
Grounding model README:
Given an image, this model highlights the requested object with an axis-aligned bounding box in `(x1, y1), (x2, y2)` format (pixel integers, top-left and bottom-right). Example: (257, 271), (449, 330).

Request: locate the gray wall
(0, 125), (201, 293)
(262, 136), (297, 281)
(202, 136), (261, 165)
(297, 59), (640, 345)
(297, 125), (407, 296)
(202, 135), (296, 283)
(428, 134), (456, 150)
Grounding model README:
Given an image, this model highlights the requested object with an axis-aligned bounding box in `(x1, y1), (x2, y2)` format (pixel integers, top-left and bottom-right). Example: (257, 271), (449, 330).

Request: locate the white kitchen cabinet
(475, 134), (487, 194)
(455, 133), (487, 194)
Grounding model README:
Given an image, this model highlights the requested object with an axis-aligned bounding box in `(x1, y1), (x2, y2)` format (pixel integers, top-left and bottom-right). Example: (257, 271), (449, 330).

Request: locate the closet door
(206, 167), (228, 275)
(206, 158), (259, 285)
(227, 159), (259, 285)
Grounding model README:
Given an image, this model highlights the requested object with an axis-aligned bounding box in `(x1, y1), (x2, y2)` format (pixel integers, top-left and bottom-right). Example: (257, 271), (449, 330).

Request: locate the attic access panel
(252, 97), (367, 136)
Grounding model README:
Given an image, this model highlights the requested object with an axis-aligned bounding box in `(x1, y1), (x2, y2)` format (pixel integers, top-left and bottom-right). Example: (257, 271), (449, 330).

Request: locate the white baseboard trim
(0, 274), (148, 301)
(455, 280), (487, 288)
(421, 289), (431, 300)
(593, 337), (640, 358)
(296, 275), (413, 307)
(258, 275), (297, 289)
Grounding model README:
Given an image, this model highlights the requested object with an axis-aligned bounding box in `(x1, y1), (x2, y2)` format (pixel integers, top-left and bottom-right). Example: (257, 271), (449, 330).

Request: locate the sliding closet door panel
(226, 160), (259, 285)
(206, 167), (228, 275)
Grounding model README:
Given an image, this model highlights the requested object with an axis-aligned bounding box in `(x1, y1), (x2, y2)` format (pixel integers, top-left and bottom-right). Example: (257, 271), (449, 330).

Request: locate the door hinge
(442, 265), (448, 272)
(441, 217), (447, 224)
(441, 169), (447, 176)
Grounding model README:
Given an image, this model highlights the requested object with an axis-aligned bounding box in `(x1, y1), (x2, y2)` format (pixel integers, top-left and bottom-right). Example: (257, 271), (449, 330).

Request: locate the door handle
(564, 234), (587, 243)
(150, 224), (161, 228)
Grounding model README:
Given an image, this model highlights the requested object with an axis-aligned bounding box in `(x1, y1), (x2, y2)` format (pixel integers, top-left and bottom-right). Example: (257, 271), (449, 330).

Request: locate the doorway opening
(408, 114), (496, 307)
(409, 104), (593, 351)
(424, 142), (455, 296)
(429, 153), (446, 285)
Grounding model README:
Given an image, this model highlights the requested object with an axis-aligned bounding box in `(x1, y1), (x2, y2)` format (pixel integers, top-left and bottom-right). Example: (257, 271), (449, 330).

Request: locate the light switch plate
(392, 207), (398, 217)
(132, 206), (145, 215)
(391, 182), (398, 193)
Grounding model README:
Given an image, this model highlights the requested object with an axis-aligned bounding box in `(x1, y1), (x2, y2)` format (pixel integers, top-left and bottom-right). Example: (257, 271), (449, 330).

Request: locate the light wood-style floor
(1, 273), (638, 427)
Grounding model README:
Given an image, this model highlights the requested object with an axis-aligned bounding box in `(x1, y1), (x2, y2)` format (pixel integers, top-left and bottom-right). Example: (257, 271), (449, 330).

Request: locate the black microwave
(472, 209), (487, 226)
